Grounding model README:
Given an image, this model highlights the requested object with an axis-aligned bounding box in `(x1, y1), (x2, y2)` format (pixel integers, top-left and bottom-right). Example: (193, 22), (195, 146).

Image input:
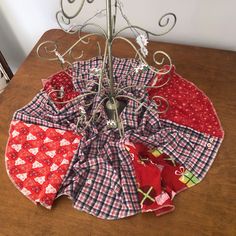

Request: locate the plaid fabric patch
(72, 56), (156, 92)
(57, 136), (141, 219)
(72, 56), (103, 76)
(56, 89), (162, 219)
(158, 119), (223, 180)
(14, 92), (82, 131)
(118, 104), (222, 181)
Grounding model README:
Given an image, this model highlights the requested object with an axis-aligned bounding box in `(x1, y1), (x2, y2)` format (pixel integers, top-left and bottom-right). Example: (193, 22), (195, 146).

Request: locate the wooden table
(0, 29), (235, 236)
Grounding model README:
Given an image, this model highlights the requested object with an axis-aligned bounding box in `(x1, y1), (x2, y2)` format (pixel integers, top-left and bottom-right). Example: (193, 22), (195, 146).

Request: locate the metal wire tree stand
(37, 0), (177, 137)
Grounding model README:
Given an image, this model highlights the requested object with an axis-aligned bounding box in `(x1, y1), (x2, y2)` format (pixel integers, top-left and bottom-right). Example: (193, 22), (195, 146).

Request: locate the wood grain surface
(0, 29), (235, 236)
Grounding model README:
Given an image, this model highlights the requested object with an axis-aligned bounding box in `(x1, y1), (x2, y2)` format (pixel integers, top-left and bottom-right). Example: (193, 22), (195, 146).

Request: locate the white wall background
(0, 0), (235, 73)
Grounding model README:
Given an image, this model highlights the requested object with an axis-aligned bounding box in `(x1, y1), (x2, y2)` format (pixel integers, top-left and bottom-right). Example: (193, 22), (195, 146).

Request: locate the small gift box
(179, 170), (200, 188)
(150, 149), (163, 158)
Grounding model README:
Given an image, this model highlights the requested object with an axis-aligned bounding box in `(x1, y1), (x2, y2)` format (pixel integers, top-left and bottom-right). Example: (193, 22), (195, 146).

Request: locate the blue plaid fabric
(57, 136), (141, 219)
(72, 56), (156, 92)
(158, 119), (223, 180)
(13, 92), (82, 131)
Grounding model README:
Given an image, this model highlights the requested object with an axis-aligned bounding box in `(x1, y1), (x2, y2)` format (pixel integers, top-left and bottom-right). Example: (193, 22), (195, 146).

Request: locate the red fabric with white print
(5, 120), (81, 208)
(148, 66), (224, 138)
(42, 70), (80, 110)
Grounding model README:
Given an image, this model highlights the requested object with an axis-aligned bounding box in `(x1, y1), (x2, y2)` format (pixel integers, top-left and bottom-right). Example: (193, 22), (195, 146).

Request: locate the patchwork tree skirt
(5, 57), (224, 219)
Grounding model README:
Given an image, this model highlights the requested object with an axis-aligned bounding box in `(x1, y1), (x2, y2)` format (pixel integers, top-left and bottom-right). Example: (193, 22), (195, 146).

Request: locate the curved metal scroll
(114, 12), (177, 38)
(37, 0), (177, 137)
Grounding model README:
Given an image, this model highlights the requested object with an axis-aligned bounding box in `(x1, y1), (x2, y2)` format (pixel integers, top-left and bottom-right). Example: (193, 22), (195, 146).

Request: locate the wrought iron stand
(37, 0), (177, 137)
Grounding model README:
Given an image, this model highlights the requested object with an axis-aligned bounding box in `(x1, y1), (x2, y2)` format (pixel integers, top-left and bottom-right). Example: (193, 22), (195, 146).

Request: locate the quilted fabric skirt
(5, 57), (224, 219)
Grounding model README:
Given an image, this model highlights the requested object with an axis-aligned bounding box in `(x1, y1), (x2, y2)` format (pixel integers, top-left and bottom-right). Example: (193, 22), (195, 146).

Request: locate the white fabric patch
(50, 163), (58, 171)
(73, 138), (80, 144)
(27, 133), (37, 141)
(11, 121), (20, 125)
(40, 126), (48, 131)
(34, 176), (46, 184)
(28, 148), (39, 155)
(32, 161), (43, 168)
(45, 184), (57, 194)
(12, 130), (20, 138)
(46, 150), (56, 158)
(61, 159), (69, 165)
(15, 158), (25, 166)
(55, 129), (66, 135)
(11, 144), (22, 152)
(16, 173), (27, 181)
(60, 139), (70, 146)
(44, 137), (53, 143)
(21, 187), (31, 196)
(155, 191), (170, 205)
